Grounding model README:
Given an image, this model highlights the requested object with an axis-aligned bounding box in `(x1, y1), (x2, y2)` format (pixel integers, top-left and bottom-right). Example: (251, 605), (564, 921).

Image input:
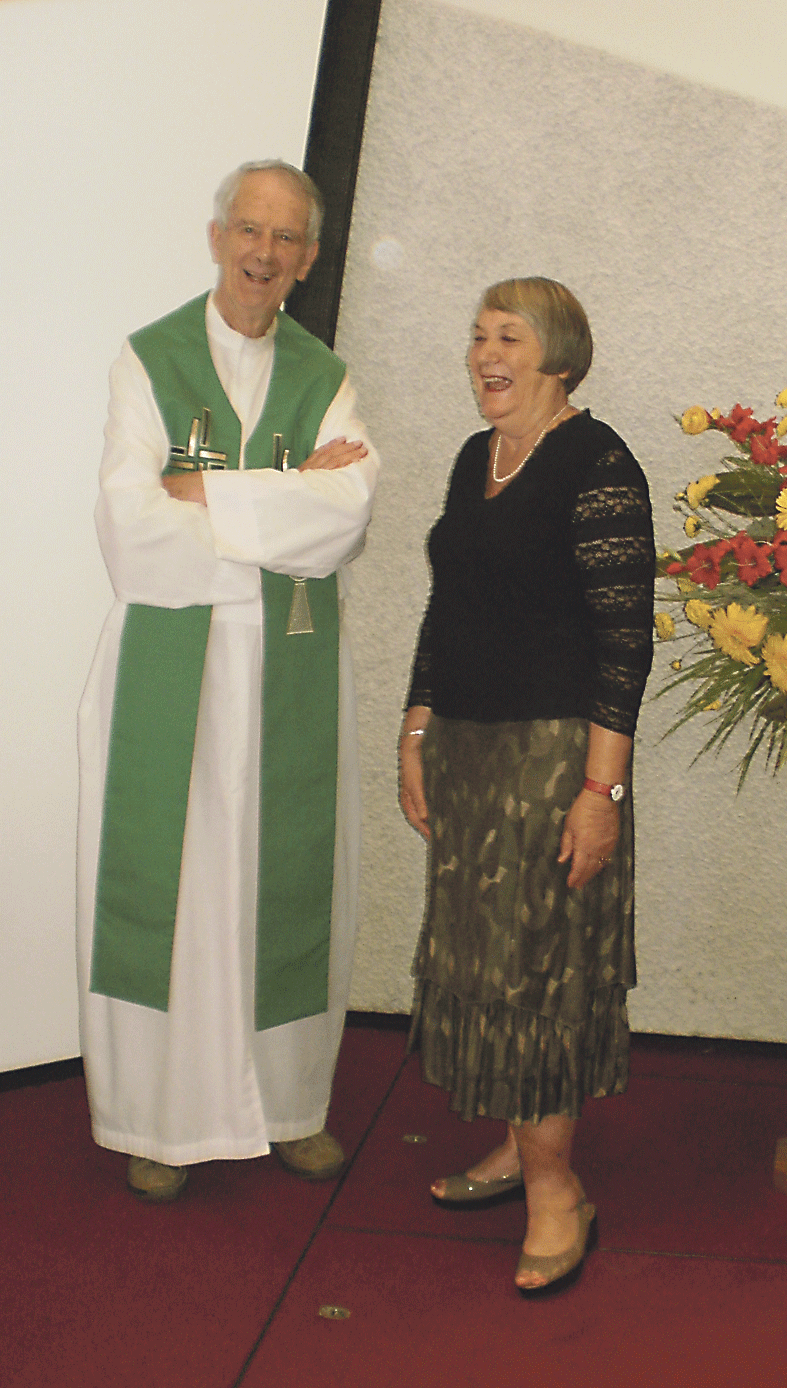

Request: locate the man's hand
(162, 472), (207, 505)
(299, 438), (367, 471)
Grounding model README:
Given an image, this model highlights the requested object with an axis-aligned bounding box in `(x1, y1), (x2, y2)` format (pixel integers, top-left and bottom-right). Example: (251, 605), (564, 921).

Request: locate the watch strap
(584, 777), (625, 801)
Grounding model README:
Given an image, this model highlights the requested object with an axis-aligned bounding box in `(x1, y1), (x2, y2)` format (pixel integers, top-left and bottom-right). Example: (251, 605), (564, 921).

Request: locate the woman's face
(468, 309), (554, 432)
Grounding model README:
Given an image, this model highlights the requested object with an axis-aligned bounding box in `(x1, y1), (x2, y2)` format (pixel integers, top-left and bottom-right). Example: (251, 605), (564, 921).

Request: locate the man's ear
(296, 240), (320, 283)
(207, 220), (222, 265)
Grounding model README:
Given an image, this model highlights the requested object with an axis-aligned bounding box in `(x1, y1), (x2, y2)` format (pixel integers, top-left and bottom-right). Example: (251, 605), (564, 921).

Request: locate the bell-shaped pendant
(286, 578), (314, 635)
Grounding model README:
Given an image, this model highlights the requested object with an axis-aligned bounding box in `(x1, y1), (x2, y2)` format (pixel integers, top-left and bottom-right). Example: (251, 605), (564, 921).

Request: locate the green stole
(90, 293), (346, 1030)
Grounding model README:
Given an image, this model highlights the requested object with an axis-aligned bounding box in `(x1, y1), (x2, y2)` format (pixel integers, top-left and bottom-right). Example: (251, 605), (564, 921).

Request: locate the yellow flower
(686, 475), (719, 509)
(676, 575), (694, 594)
(762, 634), (787, 694)
(654, 613), (676, 640)
(710, 408), (721, 420)
(776, 489), (787, 530)
(670, 659), (682, 671)
(684, 516), (702, 538)
(710, 603), (768, 665)
(681, 406), (710, 435)
(703, 700), (721, 711)
(685, 599), (714, 630)
(776, 387), (787, 409)
(777, 416), (787, 438)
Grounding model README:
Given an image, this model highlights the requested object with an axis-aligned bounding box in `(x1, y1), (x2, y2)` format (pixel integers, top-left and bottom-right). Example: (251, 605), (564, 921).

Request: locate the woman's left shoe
(515, 1200), (598, 1297)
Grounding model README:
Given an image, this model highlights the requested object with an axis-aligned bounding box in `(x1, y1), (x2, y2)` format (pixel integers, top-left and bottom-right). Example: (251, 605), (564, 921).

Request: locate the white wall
(0, 0), (328, 1070)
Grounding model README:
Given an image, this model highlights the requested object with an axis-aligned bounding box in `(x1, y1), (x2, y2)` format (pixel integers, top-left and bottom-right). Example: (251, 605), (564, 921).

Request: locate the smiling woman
(208, 164), (321, 338)
(399, 275), (655, 1296)
(468, 313), (569, 485)
(467, 279), (593, 497)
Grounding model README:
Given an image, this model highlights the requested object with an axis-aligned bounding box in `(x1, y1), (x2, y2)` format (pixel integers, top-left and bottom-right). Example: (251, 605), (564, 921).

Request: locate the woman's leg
(511, 1115), (585, 1289)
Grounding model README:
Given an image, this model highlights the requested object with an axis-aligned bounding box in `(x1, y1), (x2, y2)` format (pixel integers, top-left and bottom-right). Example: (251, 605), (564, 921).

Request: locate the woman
(400, 278), (655, 1295)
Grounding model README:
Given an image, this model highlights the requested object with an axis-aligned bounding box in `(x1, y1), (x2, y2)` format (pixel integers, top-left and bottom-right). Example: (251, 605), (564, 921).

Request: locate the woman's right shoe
(431, 1170), (524, 1205)
(127, 1156), (188, 1202)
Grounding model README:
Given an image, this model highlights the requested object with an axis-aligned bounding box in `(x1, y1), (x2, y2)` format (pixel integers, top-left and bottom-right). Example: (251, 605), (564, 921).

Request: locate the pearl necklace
(492, 404), (569, 484)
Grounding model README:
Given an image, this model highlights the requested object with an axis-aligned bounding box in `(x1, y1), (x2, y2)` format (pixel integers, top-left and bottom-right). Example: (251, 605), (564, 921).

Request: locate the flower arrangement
(656, 388), (787, 787)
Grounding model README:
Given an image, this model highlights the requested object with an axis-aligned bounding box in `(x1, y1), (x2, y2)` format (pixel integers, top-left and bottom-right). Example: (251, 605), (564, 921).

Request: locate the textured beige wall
(338, 0), (787, 1036)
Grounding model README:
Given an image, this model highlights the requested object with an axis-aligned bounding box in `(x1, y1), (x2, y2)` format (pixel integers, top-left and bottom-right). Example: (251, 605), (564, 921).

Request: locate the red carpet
(1, 1026), (786, 1387)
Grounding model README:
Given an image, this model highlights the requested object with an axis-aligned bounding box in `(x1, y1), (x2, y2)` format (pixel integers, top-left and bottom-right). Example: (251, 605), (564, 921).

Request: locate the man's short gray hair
(213, 160), (324, 243)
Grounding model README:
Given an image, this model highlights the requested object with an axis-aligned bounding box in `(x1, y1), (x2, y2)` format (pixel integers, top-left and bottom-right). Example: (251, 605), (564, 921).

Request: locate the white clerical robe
(76, 296), (380, 1164)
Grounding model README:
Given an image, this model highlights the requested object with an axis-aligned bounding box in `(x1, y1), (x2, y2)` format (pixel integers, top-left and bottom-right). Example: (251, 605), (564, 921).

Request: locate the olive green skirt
(408, 717), (636, 1125)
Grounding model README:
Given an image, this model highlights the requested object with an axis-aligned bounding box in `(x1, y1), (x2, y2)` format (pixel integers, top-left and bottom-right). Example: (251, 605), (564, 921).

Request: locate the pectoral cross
(272, 433), (290, 471)
(169, 408), (228, 470)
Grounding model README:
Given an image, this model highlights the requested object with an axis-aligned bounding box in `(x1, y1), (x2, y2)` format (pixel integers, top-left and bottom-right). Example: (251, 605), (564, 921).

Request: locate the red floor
(1, 1025), (786, 1387)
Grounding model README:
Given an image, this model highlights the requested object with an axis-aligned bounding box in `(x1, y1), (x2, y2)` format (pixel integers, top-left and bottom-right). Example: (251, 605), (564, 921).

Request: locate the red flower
(685, 543), (724, 590)
(730, 531), (772, 586)
(749, 427), (781, 466)
(715, 404), (766, 443)
(770, 531), (787, 585)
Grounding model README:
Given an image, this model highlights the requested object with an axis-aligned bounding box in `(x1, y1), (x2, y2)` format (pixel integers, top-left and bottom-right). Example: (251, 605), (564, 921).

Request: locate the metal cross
(169, 408), (228, 470)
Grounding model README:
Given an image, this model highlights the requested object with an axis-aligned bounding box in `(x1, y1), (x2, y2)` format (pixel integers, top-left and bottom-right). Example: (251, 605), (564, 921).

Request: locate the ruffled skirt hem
(408, 977), (630, 1125)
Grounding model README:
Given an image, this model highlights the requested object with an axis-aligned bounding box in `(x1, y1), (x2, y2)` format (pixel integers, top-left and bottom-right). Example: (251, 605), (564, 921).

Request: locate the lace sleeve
(571, 445), (655, 736)
(404, 602), (433, 710)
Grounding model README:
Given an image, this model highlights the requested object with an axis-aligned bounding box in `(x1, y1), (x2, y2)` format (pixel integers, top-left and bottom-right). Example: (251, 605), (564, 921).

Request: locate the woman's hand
(298, 438), (368, 471)
(399, 708), (431, 839)
(557, 789), (619, 888)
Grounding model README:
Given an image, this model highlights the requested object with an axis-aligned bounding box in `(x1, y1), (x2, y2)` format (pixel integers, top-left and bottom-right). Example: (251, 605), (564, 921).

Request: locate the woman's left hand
(557, 789), (619, 888)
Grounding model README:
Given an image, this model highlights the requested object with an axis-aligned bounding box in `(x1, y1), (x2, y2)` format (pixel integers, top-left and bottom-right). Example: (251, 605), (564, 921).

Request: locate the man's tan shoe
(272, 1129), (344, 1181)
(127, 1156), (188, 1202)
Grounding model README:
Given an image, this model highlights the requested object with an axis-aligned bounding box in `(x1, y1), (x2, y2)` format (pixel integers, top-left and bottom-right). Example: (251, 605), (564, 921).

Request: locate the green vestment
(91, 293), (346, 1030)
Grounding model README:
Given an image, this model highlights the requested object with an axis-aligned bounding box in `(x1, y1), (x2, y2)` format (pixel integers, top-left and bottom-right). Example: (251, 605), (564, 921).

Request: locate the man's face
(209, 170), (318, 337)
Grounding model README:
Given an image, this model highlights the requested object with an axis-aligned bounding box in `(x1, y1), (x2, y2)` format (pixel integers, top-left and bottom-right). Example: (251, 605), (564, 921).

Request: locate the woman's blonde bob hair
(480, 277), (593, 395)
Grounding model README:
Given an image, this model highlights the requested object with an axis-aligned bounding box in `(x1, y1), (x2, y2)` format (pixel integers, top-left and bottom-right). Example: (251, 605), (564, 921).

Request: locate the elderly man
(77, 160), (380, 1200)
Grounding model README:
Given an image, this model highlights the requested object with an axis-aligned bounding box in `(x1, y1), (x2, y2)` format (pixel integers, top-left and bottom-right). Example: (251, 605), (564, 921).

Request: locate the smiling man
(77, 161), (380, 1201)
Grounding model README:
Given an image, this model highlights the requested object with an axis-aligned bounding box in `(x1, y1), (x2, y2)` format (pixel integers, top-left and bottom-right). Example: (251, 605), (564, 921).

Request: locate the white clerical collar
(206, 292), (279, 352)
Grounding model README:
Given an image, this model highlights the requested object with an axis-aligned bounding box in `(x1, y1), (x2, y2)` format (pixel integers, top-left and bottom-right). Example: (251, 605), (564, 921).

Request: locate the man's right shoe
(127, 1156), (188, 1202)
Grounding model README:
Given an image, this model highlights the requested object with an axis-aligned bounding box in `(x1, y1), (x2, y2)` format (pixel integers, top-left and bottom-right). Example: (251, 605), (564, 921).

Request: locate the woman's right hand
(399, 708), (431, 839)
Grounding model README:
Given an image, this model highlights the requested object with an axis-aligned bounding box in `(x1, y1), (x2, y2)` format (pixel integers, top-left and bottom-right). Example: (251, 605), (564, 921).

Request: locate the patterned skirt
(408, 716), (636, 1125)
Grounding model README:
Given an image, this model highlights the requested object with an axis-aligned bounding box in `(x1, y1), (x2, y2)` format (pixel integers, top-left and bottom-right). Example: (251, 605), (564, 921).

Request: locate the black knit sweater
(406, 412), (655, 737)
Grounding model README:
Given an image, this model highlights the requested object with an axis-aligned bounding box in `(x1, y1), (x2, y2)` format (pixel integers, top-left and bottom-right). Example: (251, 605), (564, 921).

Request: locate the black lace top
(406, 412), (655, 736)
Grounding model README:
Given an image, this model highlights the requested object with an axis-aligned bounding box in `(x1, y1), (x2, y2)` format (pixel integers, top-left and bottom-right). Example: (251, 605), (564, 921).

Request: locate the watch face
(610, 784), (625, 803)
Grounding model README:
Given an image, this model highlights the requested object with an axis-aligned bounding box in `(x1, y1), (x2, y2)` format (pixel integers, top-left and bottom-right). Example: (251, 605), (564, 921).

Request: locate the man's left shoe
(272, 1129), (345, 1181)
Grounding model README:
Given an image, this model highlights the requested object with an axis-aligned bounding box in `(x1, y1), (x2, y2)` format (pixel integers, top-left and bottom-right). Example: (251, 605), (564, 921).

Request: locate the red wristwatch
(583, 778), (625, 802)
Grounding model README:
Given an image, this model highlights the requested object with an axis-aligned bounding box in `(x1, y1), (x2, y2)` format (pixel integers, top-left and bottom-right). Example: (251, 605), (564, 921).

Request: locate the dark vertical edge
(286, 0), (383, 347)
